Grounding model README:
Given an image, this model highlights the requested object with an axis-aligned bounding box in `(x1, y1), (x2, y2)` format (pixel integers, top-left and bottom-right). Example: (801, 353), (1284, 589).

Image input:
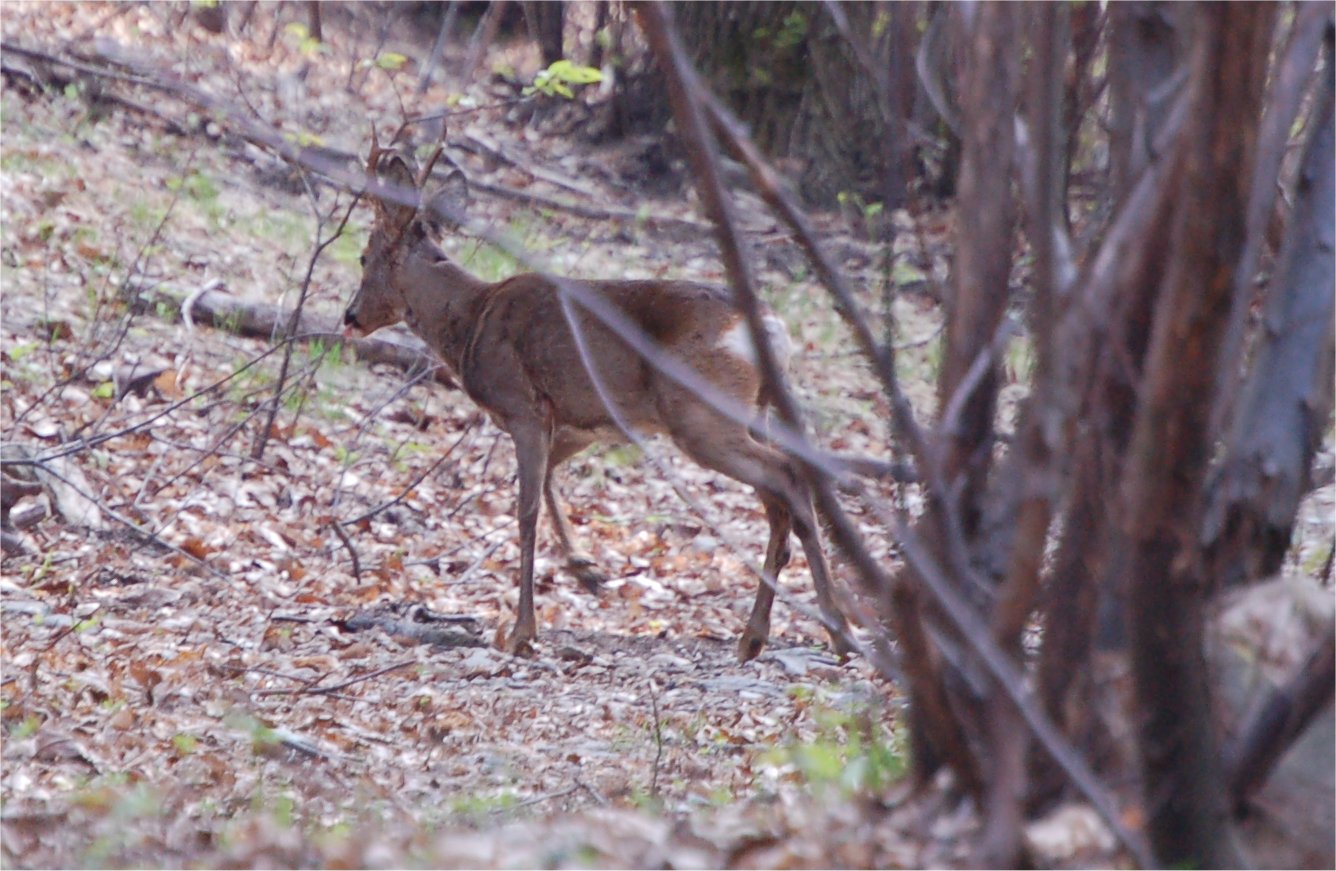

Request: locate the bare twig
(20, 460), (225, 579)
(340, 426), (472, 527)
(252, 191), (361, 460)
(328, 519), (361, 580)
(647, 680), (664, 797)
(497, 783), (580, 814)
(13, 143), (199, 433)
(1225, 619), (1336, 809)
(254, 658), (417, 697)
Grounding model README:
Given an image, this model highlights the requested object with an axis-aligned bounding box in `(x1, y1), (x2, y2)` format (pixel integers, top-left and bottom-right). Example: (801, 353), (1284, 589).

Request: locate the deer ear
(375, 154), (419, 227)
(424, 169), (469, 229)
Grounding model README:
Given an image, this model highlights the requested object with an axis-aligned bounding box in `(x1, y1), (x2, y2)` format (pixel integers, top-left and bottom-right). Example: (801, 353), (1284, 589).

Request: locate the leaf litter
(0, 2), (1014, 868)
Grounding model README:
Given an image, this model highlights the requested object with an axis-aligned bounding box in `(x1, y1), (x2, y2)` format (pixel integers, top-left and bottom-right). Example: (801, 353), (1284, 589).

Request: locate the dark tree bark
(671, 1), (919, 206)
(976, 6), (1067, 863)
(1114, 4), (1276, 865)
(523, 0), (564, 67)
(891, 0), (1020, 807)
(881, 2), (921, 210)
(1106, 2), (1186, 200)
(1202, 23), (1336, 590)
(307, 0), (322, 42)
(938, 2), (1018, 541)
(1034, 0), (1189, 759)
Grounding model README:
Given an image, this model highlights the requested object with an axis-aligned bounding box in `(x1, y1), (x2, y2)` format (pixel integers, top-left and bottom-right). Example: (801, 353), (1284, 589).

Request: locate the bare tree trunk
(892, 0), (1020, 807)
(671, 2), (906, 205)
(523, 1), (564, 67)
(977, 6), (1066, 864)
(1226, 618), (1336, 810)
(462, 0), (509, 83)
(938, 2), (1018, 540)
(1106, 2), (1185, 200)
(1202, 25), (1336, 590)
(418, 2), (460, 95)
(1115, 5), (1276, 865)
(307, 0), (322, 42)
(881, 1), (921, 210)
(1034, 0), (1188, 766)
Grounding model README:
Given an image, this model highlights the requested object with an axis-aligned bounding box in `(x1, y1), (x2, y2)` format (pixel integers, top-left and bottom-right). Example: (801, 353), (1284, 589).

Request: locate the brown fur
(344, 155), (851, 662)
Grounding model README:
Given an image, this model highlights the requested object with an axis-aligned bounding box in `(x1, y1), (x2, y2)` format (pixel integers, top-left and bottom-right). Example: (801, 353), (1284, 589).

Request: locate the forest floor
(2, 4), (1332, 869)
(0, 4), (959, 867)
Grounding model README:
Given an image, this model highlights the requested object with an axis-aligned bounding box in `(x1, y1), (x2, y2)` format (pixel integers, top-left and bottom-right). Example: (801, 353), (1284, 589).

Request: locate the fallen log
(124, 281), (457, 390)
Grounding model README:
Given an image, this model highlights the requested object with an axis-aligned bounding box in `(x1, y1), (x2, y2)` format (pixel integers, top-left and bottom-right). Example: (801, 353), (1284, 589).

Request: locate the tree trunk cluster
(643, 2), (1335, 866)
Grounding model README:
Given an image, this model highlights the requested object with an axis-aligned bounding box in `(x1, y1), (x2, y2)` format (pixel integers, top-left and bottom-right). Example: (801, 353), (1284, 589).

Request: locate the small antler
(414, 116), (449, 189)
(416, 143), (445, 189)
(365, 123), (389, 179)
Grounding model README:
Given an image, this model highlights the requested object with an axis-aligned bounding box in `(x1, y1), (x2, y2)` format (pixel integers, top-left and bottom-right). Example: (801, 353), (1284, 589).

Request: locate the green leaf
(526, 59), (603, 99)
(376, 52), (408, 71)
(92, 382), (116, 400)
(891, 260), (928, 286)
(796, 743), (844, 782)
(8, 341), (40, 362)
(551, 60), (602, 85)
(11, 715), (41, 740)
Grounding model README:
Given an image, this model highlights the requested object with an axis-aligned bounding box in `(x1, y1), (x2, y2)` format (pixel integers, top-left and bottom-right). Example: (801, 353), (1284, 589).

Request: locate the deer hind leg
(664, 405), (852, 661)
(544, 433), (605, 594)
(738, 497), (793, 662)
(786, 481), (854, 658)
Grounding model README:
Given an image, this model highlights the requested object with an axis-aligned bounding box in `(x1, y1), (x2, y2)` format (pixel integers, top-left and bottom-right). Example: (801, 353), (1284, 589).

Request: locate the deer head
(343, 133), (468, 338)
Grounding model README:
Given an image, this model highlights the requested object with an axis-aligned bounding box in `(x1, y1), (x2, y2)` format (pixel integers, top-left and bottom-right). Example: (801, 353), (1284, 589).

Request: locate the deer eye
(358, 254), (366, 267)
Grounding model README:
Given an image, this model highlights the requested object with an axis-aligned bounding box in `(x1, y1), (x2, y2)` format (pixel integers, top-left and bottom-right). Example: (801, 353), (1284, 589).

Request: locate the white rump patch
(718, 316), (793, 370)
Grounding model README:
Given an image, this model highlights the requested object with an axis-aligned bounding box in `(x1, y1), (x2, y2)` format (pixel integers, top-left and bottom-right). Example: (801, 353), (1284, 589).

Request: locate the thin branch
(340, 425), (474, 527)
(254, 658), (417, 697)
(864, 492), (1155, 867)
(252, 191), (361, 460)
(23, 461), (225, 579)
(1225, 619), (1336, 809)
(647, 679), (664, 798)
(328, 519), (362, 580)
(4, 335), (298, 468)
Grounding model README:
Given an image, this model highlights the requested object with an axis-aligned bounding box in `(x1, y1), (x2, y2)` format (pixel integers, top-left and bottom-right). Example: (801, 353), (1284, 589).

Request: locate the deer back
(345, 146), (788, 439)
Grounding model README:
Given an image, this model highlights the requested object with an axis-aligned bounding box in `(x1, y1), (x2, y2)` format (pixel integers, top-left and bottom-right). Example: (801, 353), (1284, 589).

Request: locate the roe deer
(343, 138), (853, 663)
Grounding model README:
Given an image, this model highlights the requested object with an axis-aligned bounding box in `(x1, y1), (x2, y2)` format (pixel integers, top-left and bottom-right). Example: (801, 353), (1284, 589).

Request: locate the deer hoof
(505, 635), (535, 657)
(828, 633), (855, 660)
(736, 630), (767, 664)
(501, 624), (537, 657)
(567, 556), (607, 595)
(822, 614), (856, 659)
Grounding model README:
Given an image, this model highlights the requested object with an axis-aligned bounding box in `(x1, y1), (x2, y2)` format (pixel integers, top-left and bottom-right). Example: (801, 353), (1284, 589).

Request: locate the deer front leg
(506, 426), (550, 656)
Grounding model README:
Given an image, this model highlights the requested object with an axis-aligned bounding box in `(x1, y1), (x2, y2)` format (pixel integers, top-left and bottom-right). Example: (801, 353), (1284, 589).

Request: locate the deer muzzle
(342, 308), (365, 339)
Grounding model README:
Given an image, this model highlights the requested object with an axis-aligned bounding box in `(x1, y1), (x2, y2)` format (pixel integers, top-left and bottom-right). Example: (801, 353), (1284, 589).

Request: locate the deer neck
(395, 236), (492, 370)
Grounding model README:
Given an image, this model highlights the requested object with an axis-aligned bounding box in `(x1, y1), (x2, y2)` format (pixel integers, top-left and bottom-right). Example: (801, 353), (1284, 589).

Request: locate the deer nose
(343, 309), (357, 326)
